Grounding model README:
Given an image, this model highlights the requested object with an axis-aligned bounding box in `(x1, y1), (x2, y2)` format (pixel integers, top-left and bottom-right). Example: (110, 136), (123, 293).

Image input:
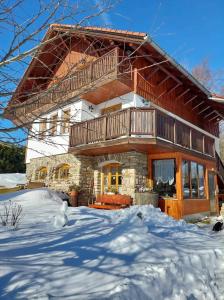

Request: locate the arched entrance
(101, 163), (122, 194)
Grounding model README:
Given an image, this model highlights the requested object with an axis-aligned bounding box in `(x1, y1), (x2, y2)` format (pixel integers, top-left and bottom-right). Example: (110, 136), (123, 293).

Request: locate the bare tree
(192, 58), (224, 93)
(0, 0), (116, 145)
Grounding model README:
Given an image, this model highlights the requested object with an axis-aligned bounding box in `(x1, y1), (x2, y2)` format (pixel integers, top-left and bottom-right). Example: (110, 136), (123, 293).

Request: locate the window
(54, 164), (70, 180)
(182, 160), (205, 199)
(102, 163), (122, 194)
(153, 159), (176, 197)
(61, 109), (70, 134)
(39, 118), (47, 139)
(101, 103), (122, 115)
(50, 114), (58, 136)
(35, 167), (47, 181)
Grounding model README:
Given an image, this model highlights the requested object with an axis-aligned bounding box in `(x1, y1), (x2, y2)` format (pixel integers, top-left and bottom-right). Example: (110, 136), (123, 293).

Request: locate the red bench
(89, 194), (132, 210)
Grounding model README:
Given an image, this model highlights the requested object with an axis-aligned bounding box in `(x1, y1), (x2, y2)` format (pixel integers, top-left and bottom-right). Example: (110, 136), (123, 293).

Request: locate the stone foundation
(27, 151), (148, 206)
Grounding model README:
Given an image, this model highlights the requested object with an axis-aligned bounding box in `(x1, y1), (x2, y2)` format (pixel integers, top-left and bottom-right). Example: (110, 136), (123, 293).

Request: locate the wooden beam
(192, 101), (204, 111)
(184, 95), (197, 106)
(176, 88), (190, 100)
(165, 82), (182, 96)
(208, 114), (219, 122)
(198, 106), (210, 115)
(203, 111), (216, 119)
(146, 67), (159, 81)
(133, 46), (182, 84)
(157, 75), (170, 87)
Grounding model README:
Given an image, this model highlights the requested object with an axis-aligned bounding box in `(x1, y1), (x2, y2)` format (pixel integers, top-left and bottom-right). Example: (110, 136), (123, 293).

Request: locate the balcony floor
(69, 136), (216, 160)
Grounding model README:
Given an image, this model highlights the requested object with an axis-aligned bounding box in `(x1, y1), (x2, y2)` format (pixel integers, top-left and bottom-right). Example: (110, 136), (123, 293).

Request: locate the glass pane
(198, 164), (205, 198)
(118, 175), (122, 185)
(191, 162), (198, 198)
(153, 159), (176, 197)
(104, 175), (109, 192)
(182, 160), (190, 199)
(111, 175), (116, 185)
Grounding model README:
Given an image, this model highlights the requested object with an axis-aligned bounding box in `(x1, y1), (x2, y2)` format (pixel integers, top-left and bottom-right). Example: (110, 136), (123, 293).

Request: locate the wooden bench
(26, 181), (45, 189)
(89, 194), (132, 210)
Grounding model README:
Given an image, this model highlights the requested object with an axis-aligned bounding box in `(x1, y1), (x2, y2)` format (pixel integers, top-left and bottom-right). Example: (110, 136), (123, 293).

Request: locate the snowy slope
(0, 173), (26, 188)
(0, 189), (224, 300)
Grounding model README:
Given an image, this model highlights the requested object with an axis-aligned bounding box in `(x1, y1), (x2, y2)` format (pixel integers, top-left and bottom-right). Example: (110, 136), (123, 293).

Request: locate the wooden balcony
(7, 47), (130, 124)
(69, 107), (215, 157)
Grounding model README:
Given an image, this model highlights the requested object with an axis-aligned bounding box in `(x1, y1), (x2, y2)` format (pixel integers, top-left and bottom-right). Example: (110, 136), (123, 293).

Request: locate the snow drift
(0, 173), (26, 188)
(0, 189), (224, 299)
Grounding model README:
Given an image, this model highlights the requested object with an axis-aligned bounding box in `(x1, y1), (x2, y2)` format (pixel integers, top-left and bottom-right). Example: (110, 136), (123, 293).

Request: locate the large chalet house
(5, 24), (224, 219)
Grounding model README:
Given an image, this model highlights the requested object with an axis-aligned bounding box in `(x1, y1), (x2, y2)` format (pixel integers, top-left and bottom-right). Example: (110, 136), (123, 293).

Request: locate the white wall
(26, 91), (219, 163)
(26, 93), (137, 163)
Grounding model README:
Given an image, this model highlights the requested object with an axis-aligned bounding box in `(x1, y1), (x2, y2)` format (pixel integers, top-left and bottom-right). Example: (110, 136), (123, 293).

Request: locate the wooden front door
(208, 171), (216, 213)
(101, 163), (122, 194)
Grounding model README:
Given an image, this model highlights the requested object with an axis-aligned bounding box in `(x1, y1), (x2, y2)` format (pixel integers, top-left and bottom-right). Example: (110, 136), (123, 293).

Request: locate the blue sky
(102, 0), (224, 72)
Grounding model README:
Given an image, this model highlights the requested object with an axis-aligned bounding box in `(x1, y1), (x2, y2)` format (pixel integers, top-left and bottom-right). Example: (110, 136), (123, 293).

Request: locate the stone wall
(27, 151), (148, 205)
(92, 151), (148, 201)
(26, 153), (94, 205)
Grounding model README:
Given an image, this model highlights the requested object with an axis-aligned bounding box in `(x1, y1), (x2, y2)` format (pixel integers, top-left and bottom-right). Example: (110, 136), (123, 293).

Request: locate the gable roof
(11, 24), (214, 103)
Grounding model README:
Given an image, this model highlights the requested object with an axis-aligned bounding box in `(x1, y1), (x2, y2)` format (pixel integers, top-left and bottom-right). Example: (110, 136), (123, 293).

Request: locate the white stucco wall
(26, 93), (138, 163)
(26, 91), (219, 163)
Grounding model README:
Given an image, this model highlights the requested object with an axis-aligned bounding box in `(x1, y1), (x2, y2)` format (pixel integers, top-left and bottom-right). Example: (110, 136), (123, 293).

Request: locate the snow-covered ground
(0, 189), (224, 300)
(0, 173), (26, 188)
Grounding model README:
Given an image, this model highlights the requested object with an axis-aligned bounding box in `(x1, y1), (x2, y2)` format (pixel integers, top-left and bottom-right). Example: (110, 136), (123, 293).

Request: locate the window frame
(182, 159), (205, 199)
(61, 109), (71, 134)
(50, 113), (58, 136)
(152, 158), (177, 198)
(54, 164), (70, 180)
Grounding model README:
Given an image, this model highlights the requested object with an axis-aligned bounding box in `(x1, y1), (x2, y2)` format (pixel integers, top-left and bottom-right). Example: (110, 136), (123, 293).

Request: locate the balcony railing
(10, 47), (120, 117)
(69, 107), (215, 157)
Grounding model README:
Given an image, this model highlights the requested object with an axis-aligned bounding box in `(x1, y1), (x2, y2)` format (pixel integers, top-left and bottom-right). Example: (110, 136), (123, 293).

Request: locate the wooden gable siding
(133, 57), (218, 136)
(48, 38), (98, 87)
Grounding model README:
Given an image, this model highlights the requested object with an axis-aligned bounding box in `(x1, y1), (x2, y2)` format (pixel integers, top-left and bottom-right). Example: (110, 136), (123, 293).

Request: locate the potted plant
(69, 184), (81, 207)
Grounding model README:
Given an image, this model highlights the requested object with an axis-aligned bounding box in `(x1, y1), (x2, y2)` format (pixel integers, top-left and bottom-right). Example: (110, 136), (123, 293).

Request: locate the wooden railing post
(153, 109), (157, 137)
(103, 116), (107, 140)
(127, 108), (131, 136)
(85, 121), (88, 144)
(173, 119), (176, 144)
(134, 68), (138, 93)
(202, 135), (205, 154)
(189, 128), (192, 149)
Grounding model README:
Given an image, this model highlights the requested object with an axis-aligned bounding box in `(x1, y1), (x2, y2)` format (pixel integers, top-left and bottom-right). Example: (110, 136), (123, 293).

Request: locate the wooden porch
(69, 107), (215, 158)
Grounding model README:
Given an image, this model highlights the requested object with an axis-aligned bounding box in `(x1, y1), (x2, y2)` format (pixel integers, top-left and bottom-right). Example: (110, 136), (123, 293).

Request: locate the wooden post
(103, 116), (107, 140)
(134, 68), (138, 93)
(127, 108), (131, 136)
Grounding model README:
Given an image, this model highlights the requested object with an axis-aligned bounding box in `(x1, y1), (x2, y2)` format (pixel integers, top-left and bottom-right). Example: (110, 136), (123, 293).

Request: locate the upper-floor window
(39, 118), (47, 139)
(61, 109), (70, 134)
(101, 103), (122, 115)
(50, 113), (58, 136)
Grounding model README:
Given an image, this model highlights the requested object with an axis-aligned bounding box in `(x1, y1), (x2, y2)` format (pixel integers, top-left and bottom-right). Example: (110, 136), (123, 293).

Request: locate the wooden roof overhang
(5, 24), (224, 127)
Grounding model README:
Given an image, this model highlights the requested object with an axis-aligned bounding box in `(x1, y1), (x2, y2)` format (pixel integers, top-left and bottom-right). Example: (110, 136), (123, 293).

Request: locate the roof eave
(145, 36), (211, 97)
